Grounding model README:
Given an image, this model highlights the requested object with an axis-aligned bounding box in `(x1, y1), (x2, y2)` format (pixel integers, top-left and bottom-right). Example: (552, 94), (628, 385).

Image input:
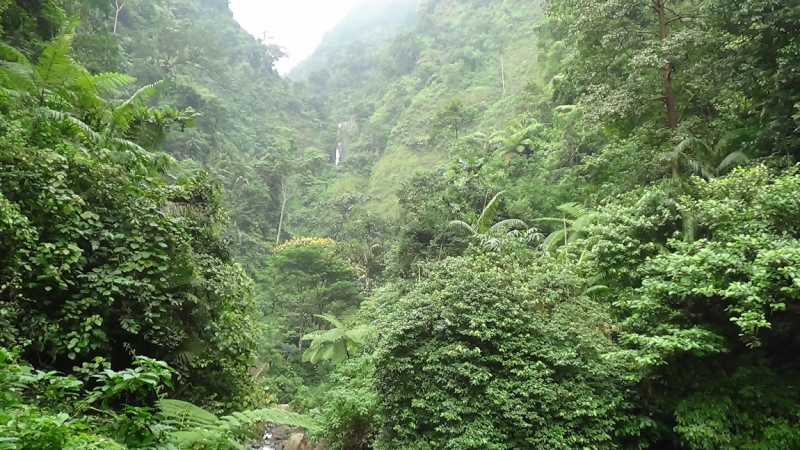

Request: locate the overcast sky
(229, 0), (363, 74)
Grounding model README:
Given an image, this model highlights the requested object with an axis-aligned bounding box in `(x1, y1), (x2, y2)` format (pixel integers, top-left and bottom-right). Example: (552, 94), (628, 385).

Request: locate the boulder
(276, 404), (291, 411)
(281, 433), (310, 450)
(271, 424), (295, 441)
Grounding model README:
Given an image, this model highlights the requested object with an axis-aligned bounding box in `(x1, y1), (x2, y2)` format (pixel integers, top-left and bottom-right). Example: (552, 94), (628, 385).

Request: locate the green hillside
(4, 0), (800, 449)
(295, 0), (547, 214)
(288, 0), (420, 80)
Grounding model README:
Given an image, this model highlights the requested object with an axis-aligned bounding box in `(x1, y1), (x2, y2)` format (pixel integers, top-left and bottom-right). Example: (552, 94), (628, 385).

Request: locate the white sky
(229, 0), (363, 75)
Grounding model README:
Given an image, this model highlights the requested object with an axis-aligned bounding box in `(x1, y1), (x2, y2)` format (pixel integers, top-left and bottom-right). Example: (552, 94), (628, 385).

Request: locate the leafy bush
(374, 252), (633, 450)
(584, 165), (800, 448)
(0, 347), (163, 450)
(315, 354), (379, 450)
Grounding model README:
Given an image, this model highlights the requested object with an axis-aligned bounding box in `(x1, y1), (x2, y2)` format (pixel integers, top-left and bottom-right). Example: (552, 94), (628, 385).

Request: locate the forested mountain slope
(288, 0), (420, 80)
(4, 0), (800, 449)
(38, 0), (337, 274)
(294, 0), (546, 213)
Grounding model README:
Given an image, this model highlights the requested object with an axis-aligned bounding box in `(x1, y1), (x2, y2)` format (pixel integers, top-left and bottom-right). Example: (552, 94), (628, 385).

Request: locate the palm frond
(489, 219), (527, 234)
(476, 190), (505, 232)
(675, 136), (711, 157)
(716, 150), (748, 173)
(448, 220), (477, 235)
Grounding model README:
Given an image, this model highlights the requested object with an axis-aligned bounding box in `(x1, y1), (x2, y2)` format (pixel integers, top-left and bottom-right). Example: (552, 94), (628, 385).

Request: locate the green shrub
(374, 252), (633, 450)
(315, 354), (380, 450)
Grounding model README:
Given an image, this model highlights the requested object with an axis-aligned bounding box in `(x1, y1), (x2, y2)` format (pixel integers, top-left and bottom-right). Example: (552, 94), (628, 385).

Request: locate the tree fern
(535, 202), (596, 253)
(0, 61), (36, 95)
(302, 314), (370, 364)
(88, 72), (136, 94)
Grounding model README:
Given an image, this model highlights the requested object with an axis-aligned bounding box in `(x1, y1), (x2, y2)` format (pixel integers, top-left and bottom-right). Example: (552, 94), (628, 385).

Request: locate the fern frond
(105, 136), (148, 154)
(34, 32), (79, 90)
(170, 430), (224, 448)
(0, 61), (36, 94)
(89, 72), (136, 94)
(38, 108), (101, 142)
(556, 202), (588, 219)
(313, 313), (347, 330)
(119, 80), (164, 111)
(225, 407), (317, 431)
(0, 42), (30, 64)
(346, 325), (371, 345)
(158, 399), (219, 429)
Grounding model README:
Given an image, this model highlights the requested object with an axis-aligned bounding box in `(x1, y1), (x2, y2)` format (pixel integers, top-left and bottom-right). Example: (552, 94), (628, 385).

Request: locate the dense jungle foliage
(2, 0), (800, 448)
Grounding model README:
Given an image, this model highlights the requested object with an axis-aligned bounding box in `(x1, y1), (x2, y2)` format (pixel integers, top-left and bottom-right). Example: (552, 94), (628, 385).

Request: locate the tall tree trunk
(276, 179), (288, 245)
(500, 54), (506, 96)
(655, 0), (678, 129)
(113, 1), (123, 35)
(297, 322), (304, 350)
(363, 250), (371, 291)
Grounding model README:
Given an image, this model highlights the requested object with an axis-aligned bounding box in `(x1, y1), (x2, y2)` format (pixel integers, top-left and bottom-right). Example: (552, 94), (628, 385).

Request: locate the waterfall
(335, 142), (343, 165)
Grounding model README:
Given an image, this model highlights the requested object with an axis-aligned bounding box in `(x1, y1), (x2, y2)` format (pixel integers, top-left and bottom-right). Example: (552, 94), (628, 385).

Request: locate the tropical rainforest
(2, 0), (800, 448)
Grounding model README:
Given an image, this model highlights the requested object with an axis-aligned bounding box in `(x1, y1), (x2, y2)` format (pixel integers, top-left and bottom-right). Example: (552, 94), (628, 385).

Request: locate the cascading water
(257, 431), (276, 450)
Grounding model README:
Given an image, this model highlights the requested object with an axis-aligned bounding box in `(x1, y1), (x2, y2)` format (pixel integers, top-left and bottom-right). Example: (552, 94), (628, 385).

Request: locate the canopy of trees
(2, 0), (800, 449)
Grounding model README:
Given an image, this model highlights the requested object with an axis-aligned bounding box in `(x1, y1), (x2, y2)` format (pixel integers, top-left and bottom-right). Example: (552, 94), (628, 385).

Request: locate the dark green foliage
(374, 252), (632, 450)
(5, 0), (800, 448)
(0, 18), (261, 410)
(315, 354), (379, 450)
(429, 98), (479, 142)
(260, 238), (363, 351)
(582, 166), (800, 448)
